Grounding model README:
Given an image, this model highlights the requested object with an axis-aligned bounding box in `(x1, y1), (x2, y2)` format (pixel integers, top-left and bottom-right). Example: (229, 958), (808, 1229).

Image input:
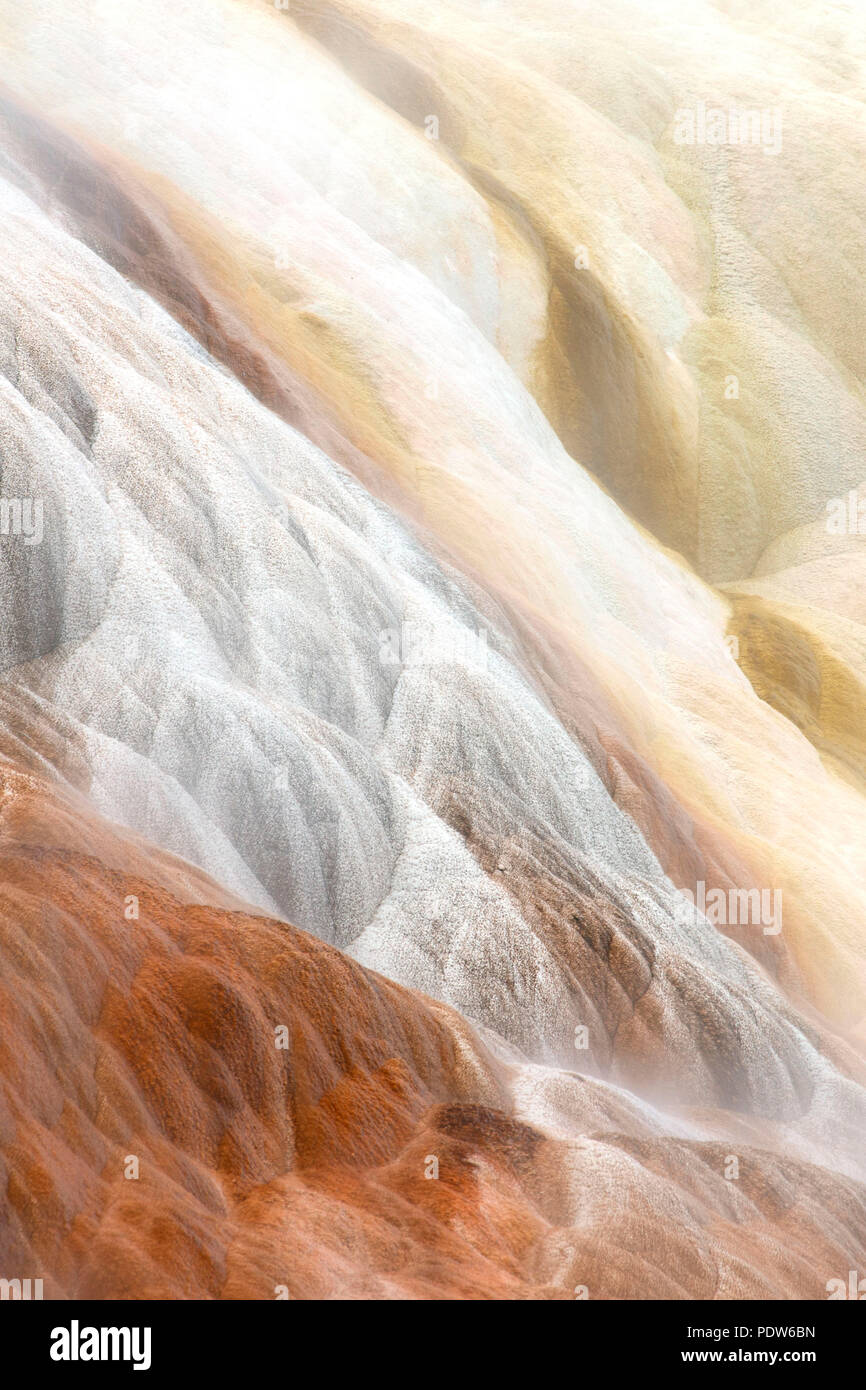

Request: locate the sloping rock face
(0, 0), (865, 1299)
(3, 766), (866, 1300)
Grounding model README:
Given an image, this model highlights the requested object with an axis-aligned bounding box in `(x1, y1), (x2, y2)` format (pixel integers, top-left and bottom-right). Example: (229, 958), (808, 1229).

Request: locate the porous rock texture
(0, 0), (865, 1299)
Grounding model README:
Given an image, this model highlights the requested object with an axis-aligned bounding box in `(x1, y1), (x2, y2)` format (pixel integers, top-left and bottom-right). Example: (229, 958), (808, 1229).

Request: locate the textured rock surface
(2, 763), (865, 1300)
(0, 0), (864, 1299)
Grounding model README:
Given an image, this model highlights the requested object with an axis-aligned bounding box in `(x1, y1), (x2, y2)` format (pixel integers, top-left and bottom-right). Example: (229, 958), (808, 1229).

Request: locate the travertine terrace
(0, 0), (865, 1300)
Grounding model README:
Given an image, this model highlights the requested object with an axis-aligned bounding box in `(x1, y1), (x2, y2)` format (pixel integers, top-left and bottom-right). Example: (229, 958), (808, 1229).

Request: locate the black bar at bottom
(0, 1297), (860, 1375)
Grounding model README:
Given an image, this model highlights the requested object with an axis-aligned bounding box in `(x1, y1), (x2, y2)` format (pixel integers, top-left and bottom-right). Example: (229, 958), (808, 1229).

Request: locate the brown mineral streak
(2, 761), (865, 1299)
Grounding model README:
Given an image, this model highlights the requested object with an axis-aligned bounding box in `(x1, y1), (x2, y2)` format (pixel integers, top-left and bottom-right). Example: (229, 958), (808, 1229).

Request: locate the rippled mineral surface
(1, 0), (865, 1300)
